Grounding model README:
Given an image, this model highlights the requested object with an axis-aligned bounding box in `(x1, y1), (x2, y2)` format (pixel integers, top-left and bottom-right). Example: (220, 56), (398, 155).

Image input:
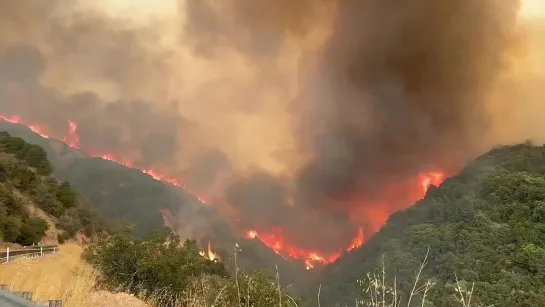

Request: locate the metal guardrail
(0, 285), (62, 306)
(0, 248), (63, 306)
(0, 245), (58, 264)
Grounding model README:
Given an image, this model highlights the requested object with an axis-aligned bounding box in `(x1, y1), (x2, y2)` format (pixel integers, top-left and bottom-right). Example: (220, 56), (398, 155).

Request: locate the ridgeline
(316, 142), (545, 306)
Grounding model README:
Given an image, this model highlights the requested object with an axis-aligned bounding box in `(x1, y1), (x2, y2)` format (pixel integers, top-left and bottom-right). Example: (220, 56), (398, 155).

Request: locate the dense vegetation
(0, 131), (108, 245)
(317, 143), (545, 306)
(85, 228), (303, 307)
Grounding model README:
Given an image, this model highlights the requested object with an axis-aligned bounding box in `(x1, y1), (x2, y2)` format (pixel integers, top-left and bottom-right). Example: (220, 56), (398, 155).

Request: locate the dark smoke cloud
(0, 0), (530, 255)
(188, 0), (522, 251)
(182, 149), (232, 192)
(0, 44), (188, 169)
(295, 0), (519, 199)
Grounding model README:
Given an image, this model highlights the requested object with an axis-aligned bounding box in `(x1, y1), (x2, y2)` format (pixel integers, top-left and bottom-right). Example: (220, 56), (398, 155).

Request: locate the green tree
(0, 131), (109, 244)
(23, 145), (52, 175)
(16, 217), (49, 245)
(0, 215), (21, 242)
(55, 181), (78, 209)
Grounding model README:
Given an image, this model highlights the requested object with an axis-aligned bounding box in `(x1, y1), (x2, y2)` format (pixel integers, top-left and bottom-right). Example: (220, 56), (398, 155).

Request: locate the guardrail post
(5, 247), (9, 263)
(40, 246), (43, 257)
(53, 246), (56, 254)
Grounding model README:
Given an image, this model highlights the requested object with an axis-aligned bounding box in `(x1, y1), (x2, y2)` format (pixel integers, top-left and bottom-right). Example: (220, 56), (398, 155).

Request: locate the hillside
(0, 120), (309, 286)
(0, 127), (304, 307)
(315, 143), (545, 306)
(0, 131), (107, 245)
(0, 120), (202, 238)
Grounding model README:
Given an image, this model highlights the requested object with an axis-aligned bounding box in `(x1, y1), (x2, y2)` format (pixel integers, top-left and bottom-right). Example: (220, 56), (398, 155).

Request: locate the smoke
(0, 0), (541, 254)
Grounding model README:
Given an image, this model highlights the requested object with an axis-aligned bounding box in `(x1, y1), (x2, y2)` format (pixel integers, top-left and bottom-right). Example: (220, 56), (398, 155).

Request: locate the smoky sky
(0, 44), (187, 169)
(0, 0), (532, 253)
(187, 0), (521, 251)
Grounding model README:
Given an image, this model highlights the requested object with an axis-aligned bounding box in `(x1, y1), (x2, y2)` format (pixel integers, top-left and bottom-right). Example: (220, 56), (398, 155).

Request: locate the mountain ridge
(314, 142), (545, 306)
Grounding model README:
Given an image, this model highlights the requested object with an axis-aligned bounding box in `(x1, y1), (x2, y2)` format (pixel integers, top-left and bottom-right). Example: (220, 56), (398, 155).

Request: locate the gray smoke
(0, 0), (533, 254)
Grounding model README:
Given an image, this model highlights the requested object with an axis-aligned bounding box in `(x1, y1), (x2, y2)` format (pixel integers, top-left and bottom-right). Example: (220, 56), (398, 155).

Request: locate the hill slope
(316, 143), (545, 306)
(0, 120), (200, 237)
(0, 120), (310, 287)
(0, 131), (107, 245)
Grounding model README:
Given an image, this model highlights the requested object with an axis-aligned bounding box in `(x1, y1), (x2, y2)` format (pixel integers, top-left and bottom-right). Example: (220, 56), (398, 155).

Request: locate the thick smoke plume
(0, 0), (542, 255)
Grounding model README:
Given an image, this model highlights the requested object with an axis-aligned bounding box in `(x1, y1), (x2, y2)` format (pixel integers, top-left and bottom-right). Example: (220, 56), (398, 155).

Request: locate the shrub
(84, 229), (227, 305)
(0, 215), (22, 242)
(16, 217), (49, 245)
(57, 232), (70, 244)
(56, 182), (78, 209)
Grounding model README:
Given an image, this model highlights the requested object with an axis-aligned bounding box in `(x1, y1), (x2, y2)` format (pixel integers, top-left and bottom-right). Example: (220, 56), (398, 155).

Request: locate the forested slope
(0, 131), (108, 245)
(316, 143), (545, 307)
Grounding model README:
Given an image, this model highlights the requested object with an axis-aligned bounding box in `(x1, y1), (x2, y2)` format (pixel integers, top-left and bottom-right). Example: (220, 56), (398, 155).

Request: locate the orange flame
(0, 115), (50, 139)
(199, 242), (220, 262)
(63, 120), (80, 148)
(0, 113), (446, 269)
(420, 171), (445, 192)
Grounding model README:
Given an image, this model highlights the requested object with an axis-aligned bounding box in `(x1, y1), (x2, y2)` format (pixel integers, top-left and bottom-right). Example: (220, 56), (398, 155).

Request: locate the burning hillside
(0, 114), (444, 268)
(0, 0), (542, 269)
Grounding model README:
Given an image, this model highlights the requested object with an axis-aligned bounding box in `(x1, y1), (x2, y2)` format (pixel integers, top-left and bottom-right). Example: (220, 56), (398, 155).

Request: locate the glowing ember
(0, 113), (447, 270)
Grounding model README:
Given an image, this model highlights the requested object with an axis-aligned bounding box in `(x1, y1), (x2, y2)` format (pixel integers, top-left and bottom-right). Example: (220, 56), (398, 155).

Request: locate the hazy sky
(521, 0), (545, 18)
(100, 0), (544, 18)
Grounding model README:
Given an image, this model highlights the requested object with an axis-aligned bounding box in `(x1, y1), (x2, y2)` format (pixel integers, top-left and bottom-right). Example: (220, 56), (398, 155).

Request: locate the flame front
(0, 114), (446, 269)
(245, 227), (366, 270)
(244, 171), (444, 270)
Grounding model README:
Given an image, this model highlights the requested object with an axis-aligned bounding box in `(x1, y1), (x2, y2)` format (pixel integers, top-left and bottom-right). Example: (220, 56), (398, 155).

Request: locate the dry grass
(0, 243), (96, 307)
(353, 248), (475, 307)
(0, 243), (151, 307)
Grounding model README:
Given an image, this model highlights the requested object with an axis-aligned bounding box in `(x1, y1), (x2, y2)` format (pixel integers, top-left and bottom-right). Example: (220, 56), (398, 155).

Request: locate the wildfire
(0, 114), (447, 270)
(63, 120), (80, 148)
(245, 228), (364, 270)
(0, 115), (50, 139)
(245, 171), (445, 270)
(199, 242), (220, 262)
(0, 113), (197, 193)
(420, 171), (445, 192)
